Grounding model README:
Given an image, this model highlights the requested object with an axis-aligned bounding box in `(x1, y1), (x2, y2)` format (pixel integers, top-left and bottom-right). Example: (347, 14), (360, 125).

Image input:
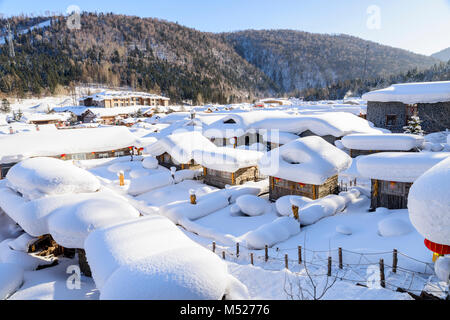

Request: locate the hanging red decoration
(424, 239), (450, 255)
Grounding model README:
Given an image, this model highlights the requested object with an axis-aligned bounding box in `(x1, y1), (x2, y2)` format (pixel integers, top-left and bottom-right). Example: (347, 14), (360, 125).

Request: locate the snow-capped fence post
(222, 251), (226, 260)
(393, 249), (398, 274)
(189, 189), (197, 205)
(379, 259), (385, 288)
(265, 245), (269, 262)
(236, 243), (240, 258)
(285, 254), (289, 270)
(327, 257), (332, 277)
(338, 248), (343, 269)
(119, 171), (125, 186)
(292, 205), (299, 221)
(212, 241), (216, 253)
(250, 253), (254, 265)
(298, 246), (302, 264)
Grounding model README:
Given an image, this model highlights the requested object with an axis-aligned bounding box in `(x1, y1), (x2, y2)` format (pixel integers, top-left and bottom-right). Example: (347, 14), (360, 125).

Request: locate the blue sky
(0, 0), (449, 56)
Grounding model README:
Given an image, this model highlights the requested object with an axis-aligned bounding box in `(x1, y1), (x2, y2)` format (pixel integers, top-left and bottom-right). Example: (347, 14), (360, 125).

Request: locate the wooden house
(356, 152), (450, 210)
(258, 136), (352, 201)
(79, 91), (170, 108)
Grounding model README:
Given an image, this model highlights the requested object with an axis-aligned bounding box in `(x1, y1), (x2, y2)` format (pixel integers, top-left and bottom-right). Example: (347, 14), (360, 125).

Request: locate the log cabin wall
(204, 166), (260, 189)
(269, 175), (339, 201)
(370, 179), (412, 209)
(156, 152), (202, 171)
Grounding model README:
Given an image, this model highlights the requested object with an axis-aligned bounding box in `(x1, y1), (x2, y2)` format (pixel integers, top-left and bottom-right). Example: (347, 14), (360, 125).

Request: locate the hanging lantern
(298, 183), (305, 188)
(61, 154), (67, 160)
(389, 181), (396, 189)
(424, 239), (450, 256)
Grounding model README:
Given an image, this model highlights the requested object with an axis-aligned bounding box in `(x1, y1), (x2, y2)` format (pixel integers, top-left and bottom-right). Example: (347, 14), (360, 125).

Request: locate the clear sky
(0, 0), (449, 56)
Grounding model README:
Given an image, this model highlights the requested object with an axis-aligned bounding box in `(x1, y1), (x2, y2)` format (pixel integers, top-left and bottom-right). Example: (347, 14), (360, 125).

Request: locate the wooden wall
(269, 175), (339, 201)
(204, 166), (260, 189)
(370, 179), (412, 209)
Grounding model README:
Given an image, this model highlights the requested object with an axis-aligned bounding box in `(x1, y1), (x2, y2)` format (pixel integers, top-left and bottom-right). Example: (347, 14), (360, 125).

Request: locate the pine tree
(0, 98), (11, 113)
(403, 115), (425, 135)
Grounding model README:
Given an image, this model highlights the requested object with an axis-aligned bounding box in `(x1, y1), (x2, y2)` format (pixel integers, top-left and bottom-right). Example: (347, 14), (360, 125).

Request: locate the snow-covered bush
(244, 217), (300, 249)
(377, 217), (412, 237)
(275, 195), (312, 216)
(142, 156), (159, 169)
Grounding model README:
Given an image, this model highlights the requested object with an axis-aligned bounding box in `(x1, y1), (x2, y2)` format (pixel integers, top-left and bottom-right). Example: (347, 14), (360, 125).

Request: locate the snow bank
(275, 196), (313, 216)
(128, 172), (174, 196)
(8, 233), (37, 252)
(357, 152), (450, 183)
(378, 218), (413, 237)
(5, 158), (100, 200)
(298, 190), (360, 226)
(244, 217), (300, 249)
(235, 195), (269, 216)
(0, 239), (52, 271)
(259, 136), (352, 185)
(341, 134), (424, 151)
(85, 216), (249, 299)
(408, 156), (450, 246)
(0, 263), (23, 300)
(362, 81), (450, 104)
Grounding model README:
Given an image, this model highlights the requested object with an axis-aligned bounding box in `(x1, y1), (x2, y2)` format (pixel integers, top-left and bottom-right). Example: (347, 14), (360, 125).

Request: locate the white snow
(435, 256), (450, 283)
(141, 156), (159, 169)
(5, 157), (100, 200)
(0, 127), (141, 164)
(194, 147), (263, 173)
(235, 195), (269, 216)
(243, 217), (301, 249)
(128, 172), (174, 196)
(84, 216), (249, 300)
(275, 196), (313, 216)
(378, 217), (413, 237)
(336, 225), (352, 235)
(357, 152), (450, 183)
(362, 81), (450, 104)
(259, 136), (352, 185)
(341, 134), (425, 151)
(408, 156), (450, 246)
(0, 263), (24, 300)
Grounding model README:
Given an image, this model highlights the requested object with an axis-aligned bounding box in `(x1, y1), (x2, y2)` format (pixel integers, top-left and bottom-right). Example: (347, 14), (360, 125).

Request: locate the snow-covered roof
(20, 112), (70, 123)
(362, 81), (450, 104)
(262, 131), (299, 145)
(0, 127), (142, 164)
(86, 106), (153, 118)
(259, 136), (352, 185)
(341, 134), (425, 151)
(253, 112), (385, 137)
(356, 152), (450, 183)
(145, 131), (217, 164)
(193, 147), (263, 172)
(80, 90), (170, 102)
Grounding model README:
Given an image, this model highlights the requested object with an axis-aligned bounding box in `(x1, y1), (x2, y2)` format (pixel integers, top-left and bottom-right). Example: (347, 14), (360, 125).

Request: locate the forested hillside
(0, 13), (446, 103)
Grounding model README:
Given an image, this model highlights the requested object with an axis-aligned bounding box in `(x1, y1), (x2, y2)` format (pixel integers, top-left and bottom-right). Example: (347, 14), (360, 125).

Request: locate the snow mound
(377, 218), (412, 237)
(259, 136), (352, 185)
(85, 216), (249, 299)
(341, 134), (424, 151)
(8, 233), (37, 252)
(6, 158), (100, 200)
(408, 157), (450, 246)
(128, 172), (174, 196)
(275, 196), (312, 216)
(336, 225), (352, 235)
(357, 152), (450, 183)
(244, 217), (300, 249)
(235, 195), (269, 216)
(129, 169), (151, 179)
(435, 256), (450, 283)
(142, 156), (159, 169)
(0, 263), (24, 300)
(107, 162), (132, 173)
(47, 197), (140, 249)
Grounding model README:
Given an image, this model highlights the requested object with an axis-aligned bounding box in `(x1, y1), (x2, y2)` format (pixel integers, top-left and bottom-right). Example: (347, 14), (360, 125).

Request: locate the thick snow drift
(357, 152), (450, 183)
(0, 263), (24, 300)
(84, 216), (249, 300)
(6, 158), (100, 200)
(408, 156), (450, 246)
(341, 134), (425, 151)
(259, 136), (352, 185)
(275, 196), (313, 216)
(378, 218), (413, 237)
(362, 81), (450, 104)
(244, 217), (301, 249)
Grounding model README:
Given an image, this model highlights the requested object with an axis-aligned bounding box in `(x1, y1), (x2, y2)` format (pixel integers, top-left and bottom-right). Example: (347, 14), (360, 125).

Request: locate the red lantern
(298, 183), (305, 188)
(389, 181), (396, 189)
(61, 154), (66, 159)
(424, 239), (450, 255)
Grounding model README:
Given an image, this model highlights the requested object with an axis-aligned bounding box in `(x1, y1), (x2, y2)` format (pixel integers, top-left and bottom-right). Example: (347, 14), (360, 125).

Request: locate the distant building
(79, 91), (170, 108)
(363, 81), (450, 133)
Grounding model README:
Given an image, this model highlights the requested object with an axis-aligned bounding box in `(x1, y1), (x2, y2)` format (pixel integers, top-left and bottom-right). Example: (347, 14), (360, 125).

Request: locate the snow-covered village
(0, 1), (449, 307)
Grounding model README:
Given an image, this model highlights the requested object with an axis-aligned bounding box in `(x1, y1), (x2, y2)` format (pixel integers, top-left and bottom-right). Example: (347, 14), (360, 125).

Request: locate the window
(386, 114), (397, 126)
(97, 153), (110, 159)
(224, 119), (236, 124)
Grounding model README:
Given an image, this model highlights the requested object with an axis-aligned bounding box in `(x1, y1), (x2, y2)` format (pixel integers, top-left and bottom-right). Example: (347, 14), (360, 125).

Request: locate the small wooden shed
(369, 179), (412, 210)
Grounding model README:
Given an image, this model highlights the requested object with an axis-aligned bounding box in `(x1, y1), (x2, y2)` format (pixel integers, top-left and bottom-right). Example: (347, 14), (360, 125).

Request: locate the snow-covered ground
(0, 94), (449, 300)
